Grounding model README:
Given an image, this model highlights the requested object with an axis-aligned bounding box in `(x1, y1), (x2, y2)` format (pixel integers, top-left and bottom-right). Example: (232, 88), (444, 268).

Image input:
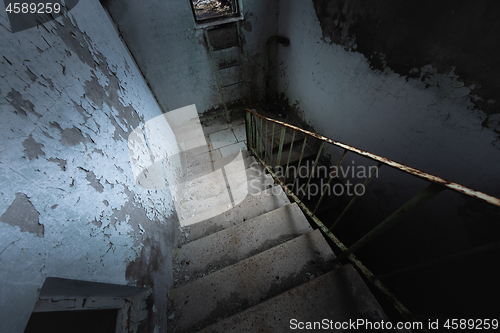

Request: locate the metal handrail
(246, 109), (500, 207)
(245, 108), (500, 330)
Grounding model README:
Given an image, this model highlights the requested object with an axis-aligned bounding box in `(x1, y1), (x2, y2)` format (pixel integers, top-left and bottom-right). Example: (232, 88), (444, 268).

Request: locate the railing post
(285, 130), (296, 179)
(245, 111), (252, 152)
(334, 183), (445, 263)
(329, 162), (383, 230)
(299, 141), (325, 201)
(376, 240), (500, 279)
(264, 119), (268, 163)
(275, 125), (287, 173)
(312, 149), (348, 215)
(260, 118), (266, 157)
(290, 136), (308, 193)
(270, 122), (276, 166)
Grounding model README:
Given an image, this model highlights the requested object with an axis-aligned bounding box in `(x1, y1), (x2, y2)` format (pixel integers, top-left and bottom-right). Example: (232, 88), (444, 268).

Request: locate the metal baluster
(299, 141), (325, 202)
(312, 149), (348, 215)
(334, 183), (445, 263)
(245, 111), (251, 151)
(290, 136), (308, 193)
(275, 126), (287, 174)
(285, 130), (296, 180)
(264, 119), (269, 164)
(260, 118), (266, 158)
(270, 122), (276, 167)
(329, 162), (383, 230)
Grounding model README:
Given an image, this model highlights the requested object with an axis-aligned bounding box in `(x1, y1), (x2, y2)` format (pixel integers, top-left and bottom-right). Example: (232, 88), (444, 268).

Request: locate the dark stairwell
(1, 0), (500, 332)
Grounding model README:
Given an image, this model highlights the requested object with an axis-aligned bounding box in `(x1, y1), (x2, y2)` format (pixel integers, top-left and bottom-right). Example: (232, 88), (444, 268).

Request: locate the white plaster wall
(276, 0), (500, 198)
(274, 1), (500, 316)
(104, 0), (279, 114)
(0, 1), (178, 332)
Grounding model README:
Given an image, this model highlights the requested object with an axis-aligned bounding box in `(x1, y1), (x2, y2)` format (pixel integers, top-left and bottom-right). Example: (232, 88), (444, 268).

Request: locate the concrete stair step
(167, 229), (337, 333)
(177, 185), (290, 246)
(177, 173), (275, 214)
(180, 165), (265, 198)
(173, 202), (313, 287)
(182, 150), (254, 181)
(175, 173), (276, 226)
(259, 145), (316, 171)
(197, 264), (389, 333)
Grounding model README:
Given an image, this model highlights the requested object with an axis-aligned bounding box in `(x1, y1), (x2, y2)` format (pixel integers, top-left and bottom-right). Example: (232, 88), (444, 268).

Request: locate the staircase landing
(167, 110), (391, 332)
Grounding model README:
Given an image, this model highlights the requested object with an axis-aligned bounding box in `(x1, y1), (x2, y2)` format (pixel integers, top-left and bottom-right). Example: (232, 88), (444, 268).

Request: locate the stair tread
(177, 185), (290, 246)
(197, 264), (389, 333)
(173, 202), (313, 287)
(266, 126), (306, 150)
(175, 173), (275, 226)
(167, 229), (337, 333)
(181, 163), (265, 195)
(182, 150), (253, 180)
(268, 144), (317, 169)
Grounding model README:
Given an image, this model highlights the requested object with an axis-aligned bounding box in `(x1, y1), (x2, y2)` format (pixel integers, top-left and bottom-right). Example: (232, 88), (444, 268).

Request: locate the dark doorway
(24, 309), (118, 333)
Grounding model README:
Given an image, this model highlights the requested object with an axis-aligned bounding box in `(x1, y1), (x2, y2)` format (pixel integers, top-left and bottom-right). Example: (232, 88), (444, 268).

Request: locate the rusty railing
(245, 108), (500, 329)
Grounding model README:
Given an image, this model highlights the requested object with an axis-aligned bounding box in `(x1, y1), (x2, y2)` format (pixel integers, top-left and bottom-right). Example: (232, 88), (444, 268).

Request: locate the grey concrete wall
(275, 0), (500, 317)
(103, 0), (279, 114)
(0, 1), (178, 332)
(276, 0), (500, 197)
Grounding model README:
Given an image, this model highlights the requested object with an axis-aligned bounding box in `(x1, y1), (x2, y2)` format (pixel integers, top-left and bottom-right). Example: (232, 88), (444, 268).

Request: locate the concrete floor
(202, 113), (247, 159)
(172, 112), (252, 227)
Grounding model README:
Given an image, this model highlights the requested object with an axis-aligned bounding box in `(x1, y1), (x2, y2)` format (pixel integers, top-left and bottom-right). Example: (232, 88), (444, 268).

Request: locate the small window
(190, 0), (240, 22)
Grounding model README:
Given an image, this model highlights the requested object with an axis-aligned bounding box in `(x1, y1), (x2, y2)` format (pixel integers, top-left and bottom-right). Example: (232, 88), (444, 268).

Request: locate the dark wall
(312, 0), (500, 116)
(273, 0), (500, 320)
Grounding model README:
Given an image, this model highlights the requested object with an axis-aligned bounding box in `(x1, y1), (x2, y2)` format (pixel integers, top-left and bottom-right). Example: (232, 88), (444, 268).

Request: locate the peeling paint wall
(277, 1), (500, 196)
(102, 0), (279, 114)
(275, 0), (500, 317)
(0, 1), (178, 332)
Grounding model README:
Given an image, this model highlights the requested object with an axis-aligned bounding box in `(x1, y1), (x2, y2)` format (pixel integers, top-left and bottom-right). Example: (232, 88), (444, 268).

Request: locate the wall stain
(25, 69), (37, 82)
(6, 89), (41, 117)
(22, 134), (45, 160)
(47, 157), (67, 171)
(78, 167), (104, 193)
(0, 193), (44, 237)
(52, 14), (144, 142)
(50, 122), (89, 146)
(311, 0), (500, 115)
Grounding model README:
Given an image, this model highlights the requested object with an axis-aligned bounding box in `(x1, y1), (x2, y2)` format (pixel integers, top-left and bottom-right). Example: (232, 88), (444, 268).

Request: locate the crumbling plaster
(276, 0), (500, 198)
(275, 0), (500, 317)
(0, 1), (178, 332)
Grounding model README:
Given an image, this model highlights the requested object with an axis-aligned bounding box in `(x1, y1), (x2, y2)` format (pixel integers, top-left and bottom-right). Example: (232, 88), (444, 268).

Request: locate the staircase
(166, 116), (391, 332)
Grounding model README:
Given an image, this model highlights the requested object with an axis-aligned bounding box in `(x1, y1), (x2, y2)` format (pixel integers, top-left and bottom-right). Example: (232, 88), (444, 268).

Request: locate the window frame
(189, 0), (244, 28)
